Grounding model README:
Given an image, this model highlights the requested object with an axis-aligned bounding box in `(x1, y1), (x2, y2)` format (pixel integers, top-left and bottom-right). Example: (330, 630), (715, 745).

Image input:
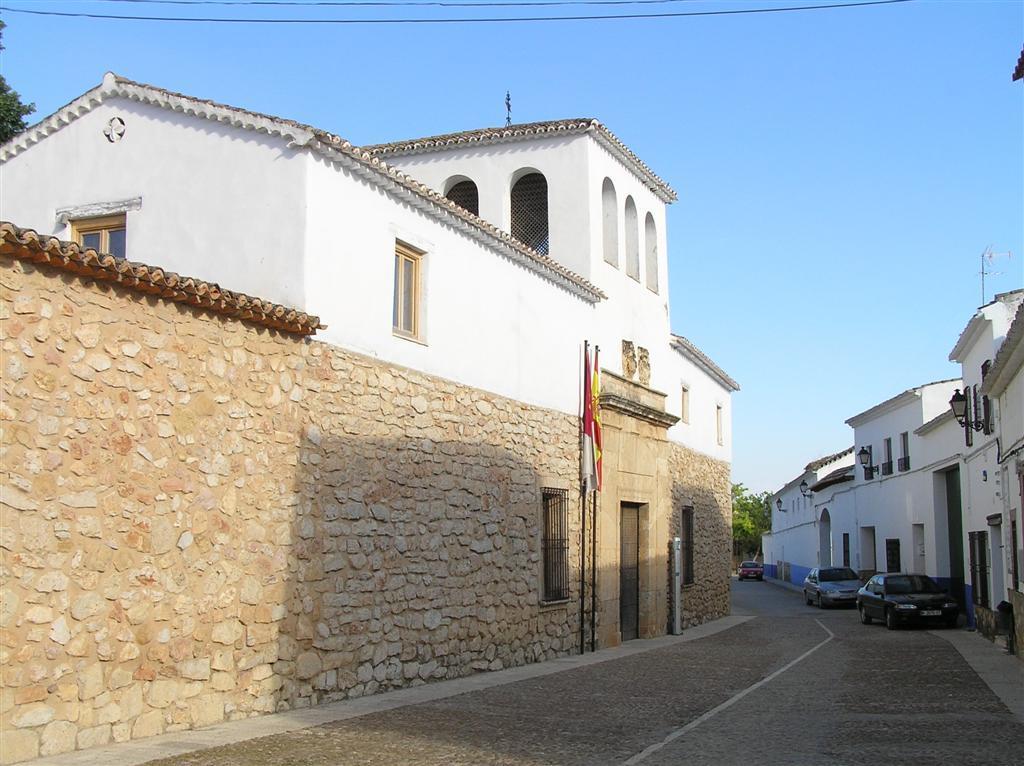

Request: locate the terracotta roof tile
(1014, 46), (1024, 81)
(804, 446), (854, 472)
(363, 119), (677, 203)
(0, 222), (323, 336)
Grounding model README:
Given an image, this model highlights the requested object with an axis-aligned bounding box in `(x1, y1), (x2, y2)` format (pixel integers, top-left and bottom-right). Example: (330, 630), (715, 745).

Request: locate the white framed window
(716, 404), (724, 446)
(393, 241), (423, 340)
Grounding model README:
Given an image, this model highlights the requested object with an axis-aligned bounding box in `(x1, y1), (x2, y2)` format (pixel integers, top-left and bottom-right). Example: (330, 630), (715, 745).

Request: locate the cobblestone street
(107, 580), (1022, 766)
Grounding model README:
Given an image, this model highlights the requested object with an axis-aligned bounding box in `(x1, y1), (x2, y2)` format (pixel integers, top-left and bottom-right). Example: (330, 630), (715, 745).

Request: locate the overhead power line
(0, 0), (917, 24)
(83, 0), (708, 7)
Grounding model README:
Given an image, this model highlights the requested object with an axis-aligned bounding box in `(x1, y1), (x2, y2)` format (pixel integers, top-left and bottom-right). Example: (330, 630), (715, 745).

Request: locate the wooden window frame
(715, 404), (724, 446)
(680, 506), (695, 585)
(393, 241), (423, 341)
(71, 214), (126, 258)
(680, 385), (690, 424)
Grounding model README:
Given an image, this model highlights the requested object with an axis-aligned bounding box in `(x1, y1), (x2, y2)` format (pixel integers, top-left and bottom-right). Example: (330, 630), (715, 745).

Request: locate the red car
(738, 561), (764, 581)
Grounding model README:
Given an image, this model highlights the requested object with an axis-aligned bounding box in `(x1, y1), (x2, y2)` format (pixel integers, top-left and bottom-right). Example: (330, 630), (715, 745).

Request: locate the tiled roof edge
(982, 300), (1024, 397)
(1, 74), (604, 305)
(846, 378), (961, 428)
(0, 222), (323, 336)
(804, 446), (854, 472)
(362, 118), (678, 204)
(670, 334), (740, 392)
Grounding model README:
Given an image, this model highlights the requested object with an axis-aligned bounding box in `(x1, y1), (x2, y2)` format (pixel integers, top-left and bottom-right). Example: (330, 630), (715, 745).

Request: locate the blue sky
(2, 0), (1022, 493)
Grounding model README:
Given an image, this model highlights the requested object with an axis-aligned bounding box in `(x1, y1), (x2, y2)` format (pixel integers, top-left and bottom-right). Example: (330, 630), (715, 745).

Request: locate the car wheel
(756, 575), (763, 581)
(859, 605), (872, 625)
(885, 608), (897, 631)
(945, 615), (958, 629)
(816, 593), (823, 609)
(805, 591), (812, 605)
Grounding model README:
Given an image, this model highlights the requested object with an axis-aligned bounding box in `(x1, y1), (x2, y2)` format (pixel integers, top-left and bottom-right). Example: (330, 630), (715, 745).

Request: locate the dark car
(737, 561), (764, 581)
(803, 566), (861, 608)
(856, 573), (959, 630)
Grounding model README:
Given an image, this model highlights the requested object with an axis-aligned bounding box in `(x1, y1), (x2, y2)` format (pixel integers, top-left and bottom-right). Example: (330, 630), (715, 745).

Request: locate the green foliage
(732, 483), (771, 559)
(0, 22), (35, 144)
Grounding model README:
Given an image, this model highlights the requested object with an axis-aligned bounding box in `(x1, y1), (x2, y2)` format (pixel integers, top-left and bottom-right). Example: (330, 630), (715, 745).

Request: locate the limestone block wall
(668, 444), (732, 627)
(0, 256), (583, 763)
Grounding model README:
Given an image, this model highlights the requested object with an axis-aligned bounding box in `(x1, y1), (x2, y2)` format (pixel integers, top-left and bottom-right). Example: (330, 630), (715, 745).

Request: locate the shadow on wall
(266, 428), (583, 713)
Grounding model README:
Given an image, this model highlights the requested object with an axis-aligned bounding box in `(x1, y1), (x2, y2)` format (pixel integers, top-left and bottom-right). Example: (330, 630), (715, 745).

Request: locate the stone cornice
(599, 393), (679, 429)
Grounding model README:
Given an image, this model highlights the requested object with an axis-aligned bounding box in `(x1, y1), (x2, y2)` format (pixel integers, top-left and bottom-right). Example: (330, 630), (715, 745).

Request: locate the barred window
(542, 488), (569, 601)
(511, 172), (549, 255)
(968, 531), (990, 608)
(680, 506), (694, 585)
(445, 178), (479, 216)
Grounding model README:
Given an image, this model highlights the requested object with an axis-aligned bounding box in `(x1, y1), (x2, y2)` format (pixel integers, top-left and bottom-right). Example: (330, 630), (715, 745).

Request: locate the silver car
(803, 566), (862, 608)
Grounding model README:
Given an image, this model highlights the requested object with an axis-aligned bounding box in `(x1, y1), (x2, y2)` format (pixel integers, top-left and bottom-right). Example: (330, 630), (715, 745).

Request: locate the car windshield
(885, 575), (943, 594)
(741, 562), (760, 568)
(819, 568), (858, 582)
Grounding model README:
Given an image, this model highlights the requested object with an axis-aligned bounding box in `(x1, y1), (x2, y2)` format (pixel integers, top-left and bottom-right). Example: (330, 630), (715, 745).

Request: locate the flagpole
(590, 346), (599, 653)
(579, 340), (588, 656)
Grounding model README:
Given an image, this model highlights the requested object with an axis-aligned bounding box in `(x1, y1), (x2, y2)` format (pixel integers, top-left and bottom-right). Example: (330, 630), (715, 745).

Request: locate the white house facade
(950, 290), (1024, 634)
(980, 300), (1024, 653)
(763, 380), (963, 590)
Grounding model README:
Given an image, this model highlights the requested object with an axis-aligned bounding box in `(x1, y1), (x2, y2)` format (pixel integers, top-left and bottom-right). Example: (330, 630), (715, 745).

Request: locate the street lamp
(949, 389), (985, 432)
(858, 446), (877, 479)
(775, 498), (783, 513)
(799, 480), (811, 498)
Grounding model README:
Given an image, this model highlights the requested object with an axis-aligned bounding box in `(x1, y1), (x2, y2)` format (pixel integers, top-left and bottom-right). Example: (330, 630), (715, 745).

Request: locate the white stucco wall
(0, 99), (308, 308)
(2, 88), (735, 464)
(302, 152), (592, 414)
(380, 135), (593, 279)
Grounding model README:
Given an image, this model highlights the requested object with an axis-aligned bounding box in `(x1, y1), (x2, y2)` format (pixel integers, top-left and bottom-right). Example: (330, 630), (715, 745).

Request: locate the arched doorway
(819, 509), (832, 567)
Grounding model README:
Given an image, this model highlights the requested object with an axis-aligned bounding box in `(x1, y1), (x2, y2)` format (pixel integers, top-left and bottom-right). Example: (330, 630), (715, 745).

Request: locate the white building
(980, 300), (1024, 652)
(763, 379), (964, 589)
(949, 289), (1024, 632)
(761, 447), (854, 584)
(0, 72), (736, 463)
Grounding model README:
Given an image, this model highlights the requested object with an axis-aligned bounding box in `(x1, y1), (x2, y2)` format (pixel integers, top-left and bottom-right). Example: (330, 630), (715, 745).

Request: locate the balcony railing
(881, 461), (894, 476)
(897, 456), (910, 472)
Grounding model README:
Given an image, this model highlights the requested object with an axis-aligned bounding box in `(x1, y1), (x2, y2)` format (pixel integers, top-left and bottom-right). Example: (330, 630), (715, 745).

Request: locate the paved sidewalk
(29, 616), (752, 766)
(764, 574), (1024, 722)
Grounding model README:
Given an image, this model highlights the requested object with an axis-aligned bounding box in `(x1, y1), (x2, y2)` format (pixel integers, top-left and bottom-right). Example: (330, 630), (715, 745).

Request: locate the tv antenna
(979, 246), (1012, 305)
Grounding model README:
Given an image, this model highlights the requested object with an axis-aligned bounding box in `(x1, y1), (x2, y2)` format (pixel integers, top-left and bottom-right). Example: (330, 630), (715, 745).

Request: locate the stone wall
(668, 443), (732, 628)
(0, 256), (584, 763)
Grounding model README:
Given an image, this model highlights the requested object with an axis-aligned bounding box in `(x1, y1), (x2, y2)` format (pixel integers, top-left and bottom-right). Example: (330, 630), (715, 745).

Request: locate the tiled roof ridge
(669, 333), (740, 392)
(0, 222), (323, 336)
(1015, 46), (1024, 81)
(804, 446), (854, 472)
(0, 74), (604, 304)
(846, 377), (961, 426)
(362, 118), (678, 204)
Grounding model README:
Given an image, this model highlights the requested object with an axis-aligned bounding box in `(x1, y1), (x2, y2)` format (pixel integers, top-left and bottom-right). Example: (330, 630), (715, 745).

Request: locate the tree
(0, 22), (35, 144)
(732, 483), (771, 560)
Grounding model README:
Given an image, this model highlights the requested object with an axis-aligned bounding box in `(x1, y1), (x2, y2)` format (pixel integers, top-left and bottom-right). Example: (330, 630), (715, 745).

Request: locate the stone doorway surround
(595, 370), (679, 648)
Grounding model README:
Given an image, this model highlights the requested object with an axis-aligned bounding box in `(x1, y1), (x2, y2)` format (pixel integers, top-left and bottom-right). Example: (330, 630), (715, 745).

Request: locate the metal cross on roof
(505, 91), (511, 127)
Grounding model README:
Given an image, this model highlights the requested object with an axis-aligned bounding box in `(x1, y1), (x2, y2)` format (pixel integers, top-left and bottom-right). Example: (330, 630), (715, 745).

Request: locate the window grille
(680, 506), (695, 585)
(842, 533), (850, 567)
(445, 180), (479, 217)
(542, 488), (569, 601)
(968, 531), (990, 607)
(511, 173), (549, 255)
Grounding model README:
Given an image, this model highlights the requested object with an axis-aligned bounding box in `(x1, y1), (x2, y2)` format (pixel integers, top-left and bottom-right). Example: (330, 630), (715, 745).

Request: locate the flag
(582, 344), (603, 493)
(592, 348), (602, 492)
(582, 345), (596, 492)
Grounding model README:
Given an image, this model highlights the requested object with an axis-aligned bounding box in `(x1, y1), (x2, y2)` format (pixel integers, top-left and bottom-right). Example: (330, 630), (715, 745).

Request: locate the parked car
(856, 573), (959, 630)
(803, 566), (861, 608)
(737, 561), (764, 581)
